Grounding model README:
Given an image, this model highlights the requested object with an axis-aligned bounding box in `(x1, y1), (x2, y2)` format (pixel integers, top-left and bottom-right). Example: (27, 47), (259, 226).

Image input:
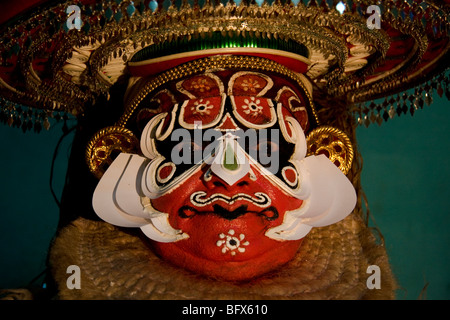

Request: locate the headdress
(1, 0), (448, 130)
(1, 0), (448, 300)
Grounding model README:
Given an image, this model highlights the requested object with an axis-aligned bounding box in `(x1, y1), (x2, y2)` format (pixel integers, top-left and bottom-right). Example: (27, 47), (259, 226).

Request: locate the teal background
(357, 93), (450, 300)
(0, 121), (74, 291)
(0, 94), (449, 299)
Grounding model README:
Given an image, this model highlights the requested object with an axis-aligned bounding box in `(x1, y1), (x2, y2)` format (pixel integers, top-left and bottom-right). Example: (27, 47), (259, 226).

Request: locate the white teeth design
(140, 215), (189, 243)
(217, 229), (249, 255)
(264, 209), (313, 241)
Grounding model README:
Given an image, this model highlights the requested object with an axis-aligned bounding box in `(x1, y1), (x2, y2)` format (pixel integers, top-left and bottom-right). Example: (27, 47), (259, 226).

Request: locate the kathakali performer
(0, 0), (448, 299)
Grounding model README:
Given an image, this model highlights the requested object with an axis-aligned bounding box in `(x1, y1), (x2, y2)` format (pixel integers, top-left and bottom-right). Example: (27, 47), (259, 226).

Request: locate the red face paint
(140, 71), (311, 280)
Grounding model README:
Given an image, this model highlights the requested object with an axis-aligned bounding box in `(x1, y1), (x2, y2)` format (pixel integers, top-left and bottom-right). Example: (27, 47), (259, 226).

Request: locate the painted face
(136, 71), (311, 280)
(92, 70), (357, 282)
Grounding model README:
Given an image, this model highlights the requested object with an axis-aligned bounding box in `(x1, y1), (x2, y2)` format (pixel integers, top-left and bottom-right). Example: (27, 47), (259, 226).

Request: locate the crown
(0, 0), (449, 132)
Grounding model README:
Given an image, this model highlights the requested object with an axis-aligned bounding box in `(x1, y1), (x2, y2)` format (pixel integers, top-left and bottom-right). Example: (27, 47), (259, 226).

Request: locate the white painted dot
(216, 240), (225, 247)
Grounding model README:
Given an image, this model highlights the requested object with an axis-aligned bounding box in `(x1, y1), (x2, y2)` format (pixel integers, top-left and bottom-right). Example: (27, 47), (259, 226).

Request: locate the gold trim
(86, 126), (139, 178)
(117, 55), (320, 128)
(306, 126), (354, 175)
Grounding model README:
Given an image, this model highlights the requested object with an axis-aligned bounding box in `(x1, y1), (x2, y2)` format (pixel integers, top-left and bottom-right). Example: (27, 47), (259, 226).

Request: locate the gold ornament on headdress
(306, 125), (354, 175)
(86, 126), (139, 179)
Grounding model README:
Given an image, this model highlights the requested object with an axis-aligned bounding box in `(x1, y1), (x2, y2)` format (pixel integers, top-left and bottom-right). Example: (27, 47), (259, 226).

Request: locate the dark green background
(0, 94), (448, 299)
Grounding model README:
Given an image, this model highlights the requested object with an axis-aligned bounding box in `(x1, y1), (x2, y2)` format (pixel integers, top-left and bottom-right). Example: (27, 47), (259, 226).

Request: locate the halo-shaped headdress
(0, 0), (448, 130)
(1, 0), (448, 300)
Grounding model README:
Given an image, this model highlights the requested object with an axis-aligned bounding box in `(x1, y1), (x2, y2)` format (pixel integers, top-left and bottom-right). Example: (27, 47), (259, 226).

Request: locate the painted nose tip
(210, 139), (251, 186)
(223, 142), (239, 171)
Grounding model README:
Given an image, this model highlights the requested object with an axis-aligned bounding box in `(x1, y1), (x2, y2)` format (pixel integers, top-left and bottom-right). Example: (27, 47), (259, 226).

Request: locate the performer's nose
(202, 165), (255, 189)
(205, 135), (252, 186)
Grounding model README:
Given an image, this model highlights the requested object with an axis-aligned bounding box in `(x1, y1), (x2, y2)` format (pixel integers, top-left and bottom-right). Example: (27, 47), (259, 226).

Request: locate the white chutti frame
(92, 110), (357, 243)
(93, 151), (356, 242)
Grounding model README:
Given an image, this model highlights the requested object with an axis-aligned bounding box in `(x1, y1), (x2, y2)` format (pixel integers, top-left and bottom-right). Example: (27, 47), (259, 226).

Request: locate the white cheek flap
(92, 152), (189, 242)
(265, 154), (357, 241)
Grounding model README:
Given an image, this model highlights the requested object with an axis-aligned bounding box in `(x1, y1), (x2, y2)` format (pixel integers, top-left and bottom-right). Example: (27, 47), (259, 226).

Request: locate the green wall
(0, 94), (449, 299)
(357, 93), (450, 300)
(0, 122), (73, 290)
